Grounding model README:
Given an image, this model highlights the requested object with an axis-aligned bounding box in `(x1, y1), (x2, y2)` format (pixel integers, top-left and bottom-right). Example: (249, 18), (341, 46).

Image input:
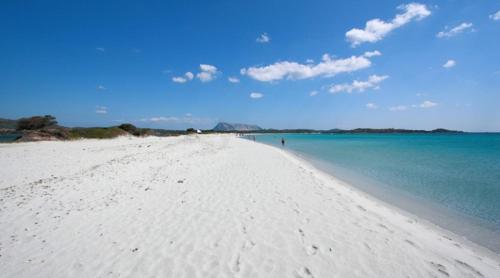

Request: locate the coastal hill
(212, 122), (262, 132)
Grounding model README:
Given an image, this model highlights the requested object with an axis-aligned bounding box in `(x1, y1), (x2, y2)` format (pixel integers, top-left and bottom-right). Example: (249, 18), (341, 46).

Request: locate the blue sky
(1, 0), (499, 131)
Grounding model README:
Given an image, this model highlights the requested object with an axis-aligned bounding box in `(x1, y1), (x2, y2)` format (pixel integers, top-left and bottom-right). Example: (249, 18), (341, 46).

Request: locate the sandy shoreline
(1, 135), (499, 277)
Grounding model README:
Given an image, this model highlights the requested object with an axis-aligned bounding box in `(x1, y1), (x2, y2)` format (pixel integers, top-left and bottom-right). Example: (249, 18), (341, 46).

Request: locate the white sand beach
(1, 135), (499, 278)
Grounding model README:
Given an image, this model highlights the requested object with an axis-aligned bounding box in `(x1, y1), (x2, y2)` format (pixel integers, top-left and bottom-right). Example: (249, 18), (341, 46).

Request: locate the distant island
(251, 127), (463, 134)
(212, 122), (263, 132)
(210, 122), (462, 134)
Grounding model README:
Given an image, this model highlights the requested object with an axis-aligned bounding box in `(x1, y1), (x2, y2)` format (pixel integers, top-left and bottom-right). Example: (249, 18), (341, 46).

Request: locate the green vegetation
(118, 123), (151, 137)
(17, 115), (57, 130)
(69, 127), (128, 139)
(2, 116), (190, 142)
(148, 129), (185, 136)
(118, 123), (137, 134)
(68, 123), (185, 140)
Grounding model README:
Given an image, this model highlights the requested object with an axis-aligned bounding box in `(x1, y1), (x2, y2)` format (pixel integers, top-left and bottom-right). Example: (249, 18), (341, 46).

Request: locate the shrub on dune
(16, 115), (58, 130)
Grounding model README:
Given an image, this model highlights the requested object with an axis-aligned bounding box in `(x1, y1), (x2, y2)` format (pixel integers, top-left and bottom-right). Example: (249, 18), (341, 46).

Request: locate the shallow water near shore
(253, 133), (500, 253)
(0, 133), (21, 143)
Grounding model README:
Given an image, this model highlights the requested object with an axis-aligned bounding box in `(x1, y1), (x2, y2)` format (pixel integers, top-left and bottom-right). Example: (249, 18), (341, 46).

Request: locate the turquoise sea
(0, 134), (21, 143)
(253, 133), (500, 252)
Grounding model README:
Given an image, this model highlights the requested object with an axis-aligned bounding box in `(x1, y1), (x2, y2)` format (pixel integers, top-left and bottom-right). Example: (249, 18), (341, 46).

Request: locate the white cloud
(228, 76), (240, 83)
(366, 103), (378, 109)
(172, 76), (187, 83)
(389, 105), (408, 111)
(363, 50), (382, 57)
(256, 33), (270, 43)
(95, 106), (108, 114)
(97, 85), (106, 91)
(306, 59), (314, 64)
(139, 116), (212, 125)
(346, 3), (431, 47)
(199, 64), (217, 73)
(241, 53), (378, 82)
(309, 90), (318, 97)
(443, 59), (456, 68)
(197, 64), (218, 82)
(185, 72), (194, 80)
(144, 117), (180, 123)
(172, 71), (194, 83)
(436, 22), (473, 38)
(96, 47), (105, 52)
(420, 100), (438, 108)
(250, 92), (264, 99)
(329, 74), (389, 94)
(173, 65), (218, 83)
(490, 11), (500, 21)
(197, 72), (214, 82)
(389, 100), (437, 111)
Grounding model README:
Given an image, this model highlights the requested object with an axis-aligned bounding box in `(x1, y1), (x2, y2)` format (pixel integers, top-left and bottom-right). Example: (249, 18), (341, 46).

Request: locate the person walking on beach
(281, 137), (285, 146)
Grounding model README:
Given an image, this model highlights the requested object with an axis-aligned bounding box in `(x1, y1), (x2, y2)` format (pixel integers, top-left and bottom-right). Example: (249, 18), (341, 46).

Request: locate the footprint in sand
(305, 245), (319, 256)
(295, 266), (314, 278)
(454, 259), (484, 277)
(231, 254), (241, 273)
(429, 261), (449, 277)
(357, 205), (367, 212)
(242, 239), (256, 251)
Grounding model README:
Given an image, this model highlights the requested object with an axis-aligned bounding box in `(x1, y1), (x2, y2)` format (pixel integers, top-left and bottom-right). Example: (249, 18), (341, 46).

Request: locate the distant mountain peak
(213, 122), (262, 131)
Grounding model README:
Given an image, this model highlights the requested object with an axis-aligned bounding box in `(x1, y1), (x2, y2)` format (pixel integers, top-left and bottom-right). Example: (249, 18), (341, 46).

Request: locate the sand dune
(0, 135), (499, 277)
